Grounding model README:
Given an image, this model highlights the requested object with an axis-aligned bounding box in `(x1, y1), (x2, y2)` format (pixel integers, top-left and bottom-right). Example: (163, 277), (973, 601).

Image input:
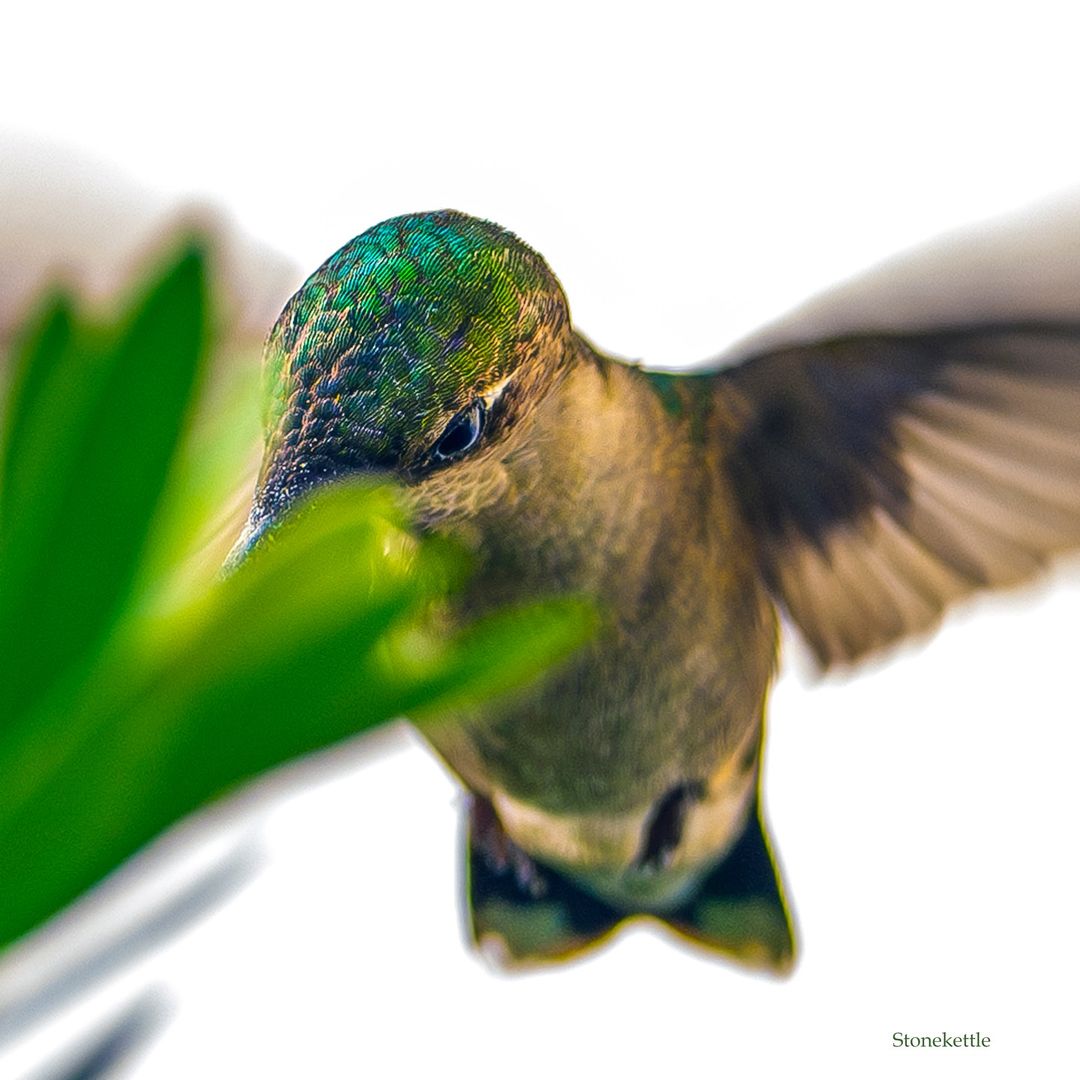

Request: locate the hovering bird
(234, 209), (1080, 972)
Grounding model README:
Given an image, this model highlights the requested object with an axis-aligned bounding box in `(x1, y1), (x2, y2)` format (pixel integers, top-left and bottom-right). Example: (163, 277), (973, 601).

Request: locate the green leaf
(0, 492), (417, 946)
(0, 245), (210, 725)
(0, 289), (76, 502)
(131, 350), (264, 614)
(0, 479), (595, 949)
(385, 596), (600, 718)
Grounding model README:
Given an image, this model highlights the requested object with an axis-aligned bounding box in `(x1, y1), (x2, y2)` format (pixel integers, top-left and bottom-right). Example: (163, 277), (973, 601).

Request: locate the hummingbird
(235, 209), (1080, 972)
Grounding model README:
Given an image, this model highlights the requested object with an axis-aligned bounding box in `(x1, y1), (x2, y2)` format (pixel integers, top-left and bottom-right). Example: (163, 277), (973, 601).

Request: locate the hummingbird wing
(716, 323), (1080, 668)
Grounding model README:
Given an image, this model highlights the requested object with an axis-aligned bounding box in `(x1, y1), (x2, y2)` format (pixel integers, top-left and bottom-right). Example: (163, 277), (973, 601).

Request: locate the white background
(2, 3), (1080, 1078)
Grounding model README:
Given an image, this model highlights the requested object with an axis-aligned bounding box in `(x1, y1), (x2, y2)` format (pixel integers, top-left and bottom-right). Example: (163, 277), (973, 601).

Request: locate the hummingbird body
(238, 209), (1080, 970)
(422, 345), (778, 917)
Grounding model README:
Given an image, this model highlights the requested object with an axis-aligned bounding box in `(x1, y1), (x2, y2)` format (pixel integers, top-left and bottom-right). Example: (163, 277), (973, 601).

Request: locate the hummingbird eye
(432, 400), (486, 462)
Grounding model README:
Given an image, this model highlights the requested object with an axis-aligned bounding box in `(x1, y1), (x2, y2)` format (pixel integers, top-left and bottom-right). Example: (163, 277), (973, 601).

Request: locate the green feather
(261, 210), (568, 476)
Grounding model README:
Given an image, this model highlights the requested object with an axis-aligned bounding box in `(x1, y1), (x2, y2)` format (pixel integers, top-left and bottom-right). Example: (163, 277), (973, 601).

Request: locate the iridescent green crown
(260, 210), (570, 496)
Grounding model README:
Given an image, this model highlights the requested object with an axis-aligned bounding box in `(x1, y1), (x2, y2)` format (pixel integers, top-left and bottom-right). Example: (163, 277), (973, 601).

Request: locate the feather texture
(719, 326), (1080, 667)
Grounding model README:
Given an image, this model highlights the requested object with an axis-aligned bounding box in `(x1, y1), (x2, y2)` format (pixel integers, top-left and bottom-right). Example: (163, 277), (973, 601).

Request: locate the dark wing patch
(720, 325), (1080, 668)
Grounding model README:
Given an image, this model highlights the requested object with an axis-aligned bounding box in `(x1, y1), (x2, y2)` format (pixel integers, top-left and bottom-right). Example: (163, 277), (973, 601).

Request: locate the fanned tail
(465, 795), (795, 972)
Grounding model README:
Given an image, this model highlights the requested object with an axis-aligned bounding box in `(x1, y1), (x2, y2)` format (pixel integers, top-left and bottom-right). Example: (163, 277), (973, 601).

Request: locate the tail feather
(465, 797), (622, 965)
(465, 794), (796, 972)
(664, 795), (796, 973)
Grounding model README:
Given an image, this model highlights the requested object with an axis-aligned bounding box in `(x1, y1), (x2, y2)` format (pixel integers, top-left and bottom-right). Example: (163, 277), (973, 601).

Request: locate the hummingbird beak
(223, 454), (393, 574)
(222, 461), (327, 574)
(222, 510), (273, 573)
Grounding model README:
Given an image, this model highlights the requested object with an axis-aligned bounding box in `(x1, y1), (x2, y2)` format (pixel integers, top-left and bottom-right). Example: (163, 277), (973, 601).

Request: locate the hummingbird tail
(659, 795), (796, 974)
(464, 794), (795, 971)
(464, 795), (624, 965)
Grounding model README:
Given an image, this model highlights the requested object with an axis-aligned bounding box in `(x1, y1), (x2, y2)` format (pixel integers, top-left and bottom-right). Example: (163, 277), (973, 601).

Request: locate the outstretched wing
(717, 324), (1080, 668)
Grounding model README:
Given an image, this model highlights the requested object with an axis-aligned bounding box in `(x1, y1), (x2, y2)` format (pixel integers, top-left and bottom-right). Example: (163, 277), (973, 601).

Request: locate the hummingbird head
(235, 209), (572, 556)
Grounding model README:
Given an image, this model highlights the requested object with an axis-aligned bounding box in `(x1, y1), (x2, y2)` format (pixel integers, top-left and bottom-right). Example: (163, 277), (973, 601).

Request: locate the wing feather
(720, 325), (1080, 667)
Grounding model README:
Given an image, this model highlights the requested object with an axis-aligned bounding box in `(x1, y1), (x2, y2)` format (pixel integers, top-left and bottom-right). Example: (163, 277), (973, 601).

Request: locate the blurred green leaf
(0, 290), (76, 498)
(131, 351), (264, 614)
(0, 246), (209, 724)
(0, 244), (596, 952)
(386, 596), (601, 719)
